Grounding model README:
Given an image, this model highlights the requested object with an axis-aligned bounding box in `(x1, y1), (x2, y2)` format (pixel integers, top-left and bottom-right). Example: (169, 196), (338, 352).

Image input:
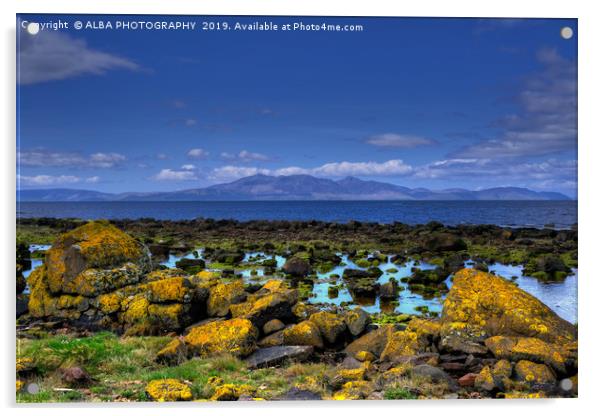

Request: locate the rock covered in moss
(283, 320), (323, 348)
(484, 335), (574, 373)
(207, 280), (246, 317)
(514, 360), (556, 385)
(145, 379), (192, 402)
(44, 221), (151, 296)
(344, 325), (394, 359)
(475, 359), (512, 392)
(442, 269), (576, 344)
(184, 318), (258, 357)
(237, 287), (298, 329)
(380, 330), (420, 362)
(210, 383), (255, 401)
(309, 311), (347, 344)
(332, 381), (373, 400)
(283, 256), (311, 277)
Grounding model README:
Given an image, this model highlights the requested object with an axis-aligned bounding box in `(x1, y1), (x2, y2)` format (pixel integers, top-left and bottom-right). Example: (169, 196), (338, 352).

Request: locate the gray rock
(275, 387), (322, 401)
(344, 307), (370, 336)
(245, 345), (313, 369)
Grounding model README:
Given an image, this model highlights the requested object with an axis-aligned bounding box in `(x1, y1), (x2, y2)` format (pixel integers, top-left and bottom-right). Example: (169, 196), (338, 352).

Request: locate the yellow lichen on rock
(121, 294), (150, 324)
(207, 280), (246, 317)
(406, 317), (441, 340)
(146, 269), (186, 282)
(145, 379), (192, 402)
(355, 350), (375, 362)
(45, 221), (149, 295)
(16, 357), (34, 373)
(210, 383), (255, 401)
(338, 367), (366, 382)
(485, 335), (570, 372)
(27, 266), (57, 318)
(283, 320), (323, 348)
(380, 330), (420, 362)
(309, 311), (347, 344)
(344, 325), (394, 358)
(96, 292), (123, 314)
(184, 318), (258, 357)
(145, 277), (191, 303)
(514, 360), (556, 385)
(442, 269), (576, 344)
(503, 391), (546, 399)
(332, 381), (372, 400)
(261, 279), (287, 293)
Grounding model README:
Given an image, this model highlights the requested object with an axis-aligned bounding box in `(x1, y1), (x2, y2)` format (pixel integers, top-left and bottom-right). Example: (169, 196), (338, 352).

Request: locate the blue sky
(17, 15), (577, 197)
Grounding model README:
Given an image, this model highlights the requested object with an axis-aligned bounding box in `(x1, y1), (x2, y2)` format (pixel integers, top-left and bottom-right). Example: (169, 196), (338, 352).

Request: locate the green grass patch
(384, 387), (417, 400)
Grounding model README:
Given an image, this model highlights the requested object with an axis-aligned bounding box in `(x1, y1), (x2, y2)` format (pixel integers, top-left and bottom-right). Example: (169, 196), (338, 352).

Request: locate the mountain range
(18, 174), (571, 201)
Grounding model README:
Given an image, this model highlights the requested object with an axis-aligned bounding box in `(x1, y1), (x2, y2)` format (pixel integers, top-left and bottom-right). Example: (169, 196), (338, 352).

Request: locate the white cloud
(152, 168), (198, 181)
(18, 174), (81, 186)
(365, 133), (435, 148)
(184, 119), (197, 127)
(181, 164), (196, 170)
(312, 160), (413, 177)
(413, 158), (577, 186)
(187, 148), (209, 159)
(89, 152), (126, 168)
(18, 29), (138, 85)
(85, 176), (100, 183)
(209, 159), (413, 181)
(221, 150), (270, 162)
(18, 149), (126, 168)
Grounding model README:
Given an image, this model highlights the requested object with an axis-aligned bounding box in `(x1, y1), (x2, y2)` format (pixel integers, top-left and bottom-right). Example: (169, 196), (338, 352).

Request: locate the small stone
(458, 373), (478, 387)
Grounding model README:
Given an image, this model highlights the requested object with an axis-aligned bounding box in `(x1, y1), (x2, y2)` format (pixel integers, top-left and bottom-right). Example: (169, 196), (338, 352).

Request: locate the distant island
(18, 174), (571, 202)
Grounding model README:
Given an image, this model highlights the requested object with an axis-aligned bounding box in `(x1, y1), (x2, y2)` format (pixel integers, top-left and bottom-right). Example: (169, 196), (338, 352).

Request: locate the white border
(2, 1), (601, 415)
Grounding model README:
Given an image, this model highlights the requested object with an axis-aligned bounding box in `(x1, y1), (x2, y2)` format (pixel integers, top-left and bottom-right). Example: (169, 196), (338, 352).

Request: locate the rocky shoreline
(16, 220), (578, 401)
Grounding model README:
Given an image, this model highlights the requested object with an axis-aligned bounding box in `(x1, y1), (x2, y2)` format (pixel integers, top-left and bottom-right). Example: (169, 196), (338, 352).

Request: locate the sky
(16, 15), (577, 197)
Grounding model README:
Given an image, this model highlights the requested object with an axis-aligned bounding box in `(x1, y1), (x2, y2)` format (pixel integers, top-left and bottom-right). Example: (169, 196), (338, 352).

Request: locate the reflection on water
(23, 245), (577, 323)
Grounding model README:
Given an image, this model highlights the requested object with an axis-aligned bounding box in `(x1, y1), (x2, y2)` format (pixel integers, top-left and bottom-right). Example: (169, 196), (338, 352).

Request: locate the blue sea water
(17, 200), (577, 228)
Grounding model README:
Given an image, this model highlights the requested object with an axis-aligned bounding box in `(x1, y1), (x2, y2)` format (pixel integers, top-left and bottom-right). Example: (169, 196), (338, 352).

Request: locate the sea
(17, 200), (577, 229)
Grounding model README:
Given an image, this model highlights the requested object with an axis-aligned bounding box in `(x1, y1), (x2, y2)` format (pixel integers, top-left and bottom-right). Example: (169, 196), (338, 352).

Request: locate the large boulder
(44, 221), (151, 296)
(442, 268), (576, 344)
(344, 326), (394, 358)
(283, 321), (323, 348)
(26, 222), (206, 334)
(207, 280), (247, 317)
(309, 311), (347, 344)
(184, 318), (258, 357)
